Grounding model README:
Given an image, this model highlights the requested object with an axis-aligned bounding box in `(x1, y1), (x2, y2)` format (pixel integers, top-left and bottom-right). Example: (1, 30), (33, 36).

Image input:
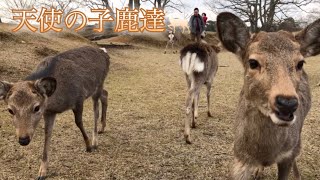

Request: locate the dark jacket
(189, 15), (205, 34)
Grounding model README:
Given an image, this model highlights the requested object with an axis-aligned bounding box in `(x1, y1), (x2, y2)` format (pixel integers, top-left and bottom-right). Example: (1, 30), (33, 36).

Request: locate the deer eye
(296, 60), (305, 71)
(248, 59), (260, 69)
(33, 105), (40, 113)
(8, 108), (14, 115)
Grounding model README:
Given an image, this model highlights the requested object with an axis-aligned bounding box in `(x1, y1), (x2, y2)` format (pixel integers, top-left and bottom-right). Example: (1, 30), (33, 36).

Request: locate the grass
(0, 25), (319, 179)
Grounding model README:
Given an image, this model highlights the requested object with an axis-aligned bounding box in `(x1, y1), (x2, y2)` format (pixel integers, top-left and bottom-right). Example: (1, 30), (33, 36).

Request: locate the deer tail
(180, 52), (204, 75)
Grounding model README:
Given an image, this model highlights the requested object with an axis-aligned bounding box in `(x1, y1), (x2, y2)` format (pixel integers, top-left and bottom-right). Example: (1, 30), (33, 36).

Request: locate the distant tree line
(205, 0), (319, 32)
(205, 17), (302, 32)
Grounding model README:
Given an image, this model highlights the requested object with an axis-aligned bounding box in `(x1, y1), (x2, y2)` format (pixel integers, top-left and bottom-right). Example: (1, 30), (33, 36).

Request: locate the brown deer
(0, 46), (110, 179)
(217, 12), (320, 179)
(179, 42), (220, 144)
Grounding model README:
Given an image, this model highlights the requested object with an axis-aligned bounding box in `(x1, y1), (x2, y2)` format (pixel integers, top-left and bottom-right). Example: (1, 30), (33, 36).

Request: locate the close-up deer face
(217, 12), (320, 126)
(243, 31), (304, 126)
(0, 77), (56, 146)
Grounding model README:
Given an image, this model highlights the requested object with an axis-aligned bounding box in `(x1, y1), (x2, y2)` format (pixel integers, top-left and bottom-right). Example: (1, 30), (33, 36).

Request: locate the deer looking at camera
(164, 31), (178, 54)
(217, 12), (320, 179)
(179, 42), (220, 144)
(0, 46), (109, 179)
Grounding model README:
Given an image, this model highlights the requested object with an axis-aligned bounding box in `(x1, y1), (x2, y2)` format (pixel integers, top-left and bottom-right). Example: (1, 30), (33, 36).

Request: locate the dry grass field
(0, 25), (320, 179)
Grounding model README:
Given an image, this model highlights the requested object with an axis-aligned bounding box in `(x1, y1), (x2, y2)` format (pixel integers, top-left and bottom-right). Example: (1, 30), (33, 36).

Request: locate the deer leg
(92, 96), (100, 150)
(292, 160), (301, 180)
(99, 89), (108, 134)
(253, 166), (264, 180)
(231, 158), (253, 180)
(174, 42), (178, 54)
(185, 79), (201, 144)
(186, 75), (191, 89)
(206, 82), (213, 117)
(164, 41), (170, 54)
(192, 90), (200, 128)
(185, 87), (194, 144)
(37, 113), (56, 180)
(277, 159), (294, 180)
(73, 102), (92, 152)
(186, 26), (190, 34)
(171, 42), (175, 54)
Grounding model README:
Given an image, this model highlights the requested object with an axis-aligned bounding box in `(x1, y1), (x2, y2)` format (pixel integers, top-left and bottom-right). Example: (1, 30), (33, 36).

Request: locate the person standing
(202, 13), (208, 25)
(189, 8), (205, 42)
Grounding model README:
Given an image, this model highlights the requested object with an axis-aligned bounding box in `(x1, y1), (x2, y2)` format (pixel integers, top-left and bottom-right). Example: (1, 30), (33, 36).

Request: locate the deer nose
(276, 96), (298, 112)
(18, 136), (30, 146)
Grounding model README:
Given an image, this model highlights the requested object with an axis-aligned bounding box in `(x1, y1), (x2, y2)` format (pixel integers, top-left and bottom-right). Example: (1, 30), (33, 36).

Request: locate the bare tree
(83, 0), (120, 17)
(39, 0), (84, 16)
(142, 0), (184, 12)
(134, 0), (141, 9)
(128, 0), (140, 10)
(128, 0), (134, 9)
(1, 0), (37, 19)
(205, 0), (314, 32)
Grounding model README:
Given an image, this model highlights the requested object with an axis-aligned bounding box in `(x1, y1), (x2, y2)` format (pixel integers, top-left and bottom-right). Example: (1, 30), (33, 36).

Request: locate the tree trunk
(128, 0), (134, 9)
(134, 0), (140, 10)
(153, 0), (157, 7)
(264, 0), (276, 31)
(0, 18), (2, 23)
(102, 0), (115, 17)
(157, 0), (162, 9)
(254, 0), (258, 32)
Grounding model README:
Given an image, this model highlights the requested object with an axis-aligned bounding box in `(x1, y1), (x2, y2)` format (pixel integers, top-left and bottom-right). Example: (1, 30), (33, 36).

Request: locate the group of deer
(179, 12), (320, 180)
(0, 12), (319, 179)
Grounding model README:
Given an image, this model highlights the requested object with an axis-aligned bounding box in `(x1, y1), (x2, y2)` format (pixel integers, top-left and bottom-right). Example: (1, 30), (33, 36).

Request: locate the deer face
(217, 12), (320, 126)
(243, 32), (304, 125)
(0, 77), (56, 145)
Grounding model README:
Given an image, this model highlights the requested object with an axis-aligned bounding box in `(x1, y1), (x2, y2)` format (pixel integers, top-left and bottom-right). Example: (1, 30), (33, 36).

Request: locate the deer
(164, 30), (178, 54)
(167, 17), (190, 34)
(216, 12), (320, 180)
(179, 41), (220, 144)
(0, 46), (110, 179)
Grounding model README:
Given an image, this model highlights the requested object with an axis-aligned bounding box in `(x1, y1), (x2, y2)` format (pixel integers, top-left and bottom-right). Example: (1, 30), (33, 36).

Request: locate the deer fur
(179, 42), (220, 144)
(217, 12), (320, 179)
(0, 46), (110, 179)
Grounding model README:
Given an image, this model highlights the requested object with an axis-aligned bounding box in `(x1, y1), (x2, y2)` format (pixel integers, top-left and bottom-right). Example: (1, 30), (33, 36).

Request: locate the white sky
(0, 0), (317, 24)
(0, 0), (217, 23)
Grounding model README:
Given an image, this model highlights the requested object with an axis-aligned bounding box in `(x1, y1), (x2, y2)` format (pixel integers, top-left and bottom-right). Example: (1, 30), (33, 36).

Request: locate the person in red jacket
(202, 13), (208, 26)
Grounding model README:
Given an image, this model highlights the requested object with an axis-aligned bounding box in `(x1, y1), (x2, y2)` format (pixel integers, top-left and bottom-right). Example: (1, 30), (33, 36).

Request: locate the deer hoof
(37, 176), (46, 180)
(86, 146), (93, 153)
(207, 111), (213, 117)
(164, 51), (166, 54)
(98, 129), (105, 134)
(191, 123), (196, 128)
(185, 135), (192, 144)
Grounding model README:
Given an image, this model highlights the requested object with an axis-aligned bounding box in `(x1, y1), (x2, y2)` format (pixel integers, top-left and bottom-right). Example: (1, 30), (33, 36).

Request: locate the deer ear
(34, 77), (57, 97)
(295, 18), (320, 57)
(217, 12), (251, 56)
(0, 81), (13, 100)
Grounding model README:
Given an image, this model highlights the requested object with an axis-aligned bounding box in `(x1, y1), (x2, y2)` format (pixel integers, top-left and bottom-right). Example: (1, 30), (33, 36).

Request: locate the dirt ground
(0, 25), (320, 179)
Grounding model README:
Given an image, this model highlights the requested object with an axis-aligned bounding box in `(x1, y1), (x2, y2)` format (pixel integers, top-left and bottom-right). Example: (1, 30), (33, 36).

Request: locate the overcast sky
(0, 0), (318, 24)
(0, 0), (216, 23)
(112, 0), (217, 20)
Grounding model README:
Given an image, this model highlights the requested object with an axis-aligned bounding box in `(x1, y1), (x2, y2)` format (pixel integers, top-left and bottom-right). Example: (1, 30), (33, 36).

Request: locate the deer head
(217, 12), (320, 126)
(0, 77), (56, 145)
